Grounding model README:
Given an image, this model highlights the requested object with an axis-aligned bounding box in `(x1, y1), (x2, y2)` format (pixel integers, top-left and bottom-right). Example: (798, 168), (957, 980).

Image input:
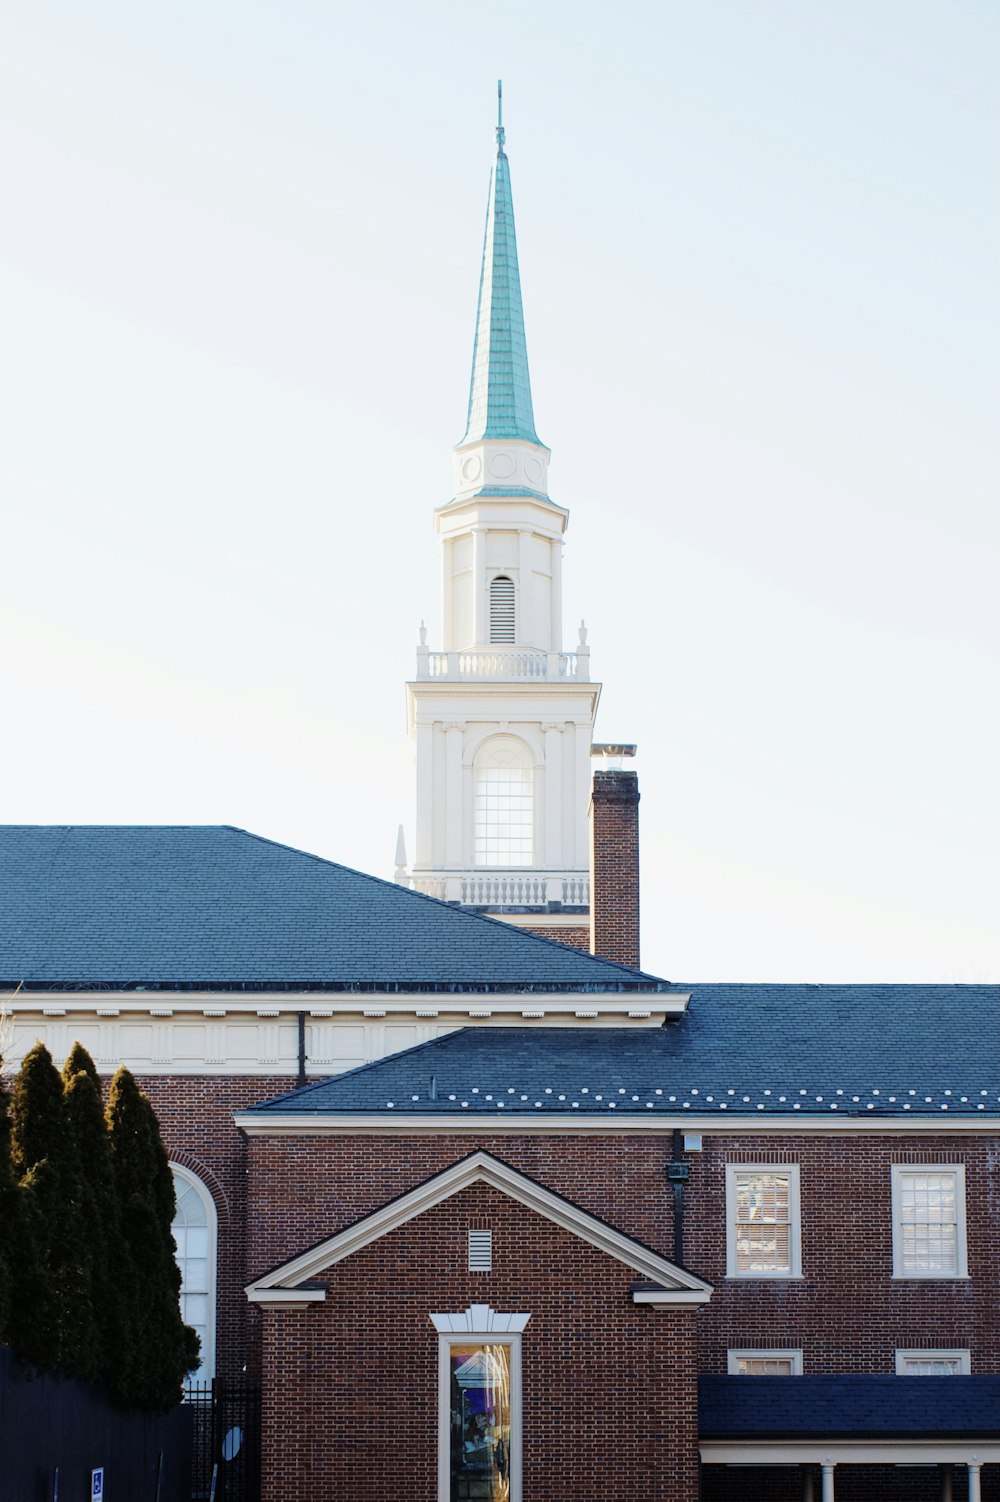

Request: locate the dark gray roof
(699, 1375), (1000, 1438)
(0, 825), (666, 991)
(249, 987), (1000, 1117)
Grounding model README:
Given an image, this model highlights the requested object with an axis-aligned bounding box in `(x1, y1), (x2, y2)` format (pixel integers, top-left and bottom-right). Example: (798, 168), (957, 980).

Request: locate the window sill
(725, 1272), (805, 1282)
(891, 1273), (970, 1282)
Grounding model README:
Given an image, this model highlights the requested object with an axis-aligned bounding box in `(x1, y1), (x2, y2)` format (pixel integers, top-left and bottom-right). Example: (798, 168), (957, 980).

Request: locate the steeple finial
(496, 79), (505, 151)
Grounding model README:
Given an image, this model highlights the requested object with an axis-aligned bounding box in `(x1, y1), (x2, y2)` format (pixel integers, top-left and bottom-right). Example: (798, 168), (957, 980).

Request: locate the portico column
(940, 1466), (953, 1502)
(803, 1469), (815, 1502)
(821, 1461), (835, 1502)
(968, 1459), (982, 1502)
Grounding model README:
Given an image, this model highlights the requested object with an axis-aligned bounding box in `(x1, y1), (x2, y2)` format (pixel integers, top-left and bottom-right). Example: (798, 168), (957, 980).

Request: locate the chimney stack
(589, 765), (641, 969)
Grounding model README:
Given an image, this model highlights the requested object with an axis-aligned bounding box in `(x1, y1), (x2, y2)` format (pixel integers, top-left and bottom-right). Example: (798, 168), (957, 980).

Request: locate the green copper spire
(459, 83), (543, 448)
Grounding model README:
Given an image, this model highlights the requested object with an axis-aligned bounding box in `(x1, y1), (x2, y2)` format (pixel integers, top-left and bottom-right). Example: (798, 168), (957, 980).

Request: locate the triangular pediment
(245, 1150), (712, 1309)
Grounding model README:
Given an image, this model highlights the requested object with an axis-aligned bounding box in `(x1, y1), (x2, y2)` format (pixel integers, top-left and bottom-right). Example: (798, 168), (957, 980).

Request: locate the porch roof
(699, 1375), (1000, 1440)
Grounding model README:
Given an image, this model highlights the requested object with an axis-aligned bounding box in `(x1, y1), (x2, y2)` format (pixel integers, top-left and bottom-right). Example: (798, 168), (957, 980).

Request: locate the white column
(968, 1460), (982, 1502)
(473, 528), (487, 645)
(415, 722), (434, 866)
(549, 537), (562, 654)
(542, 722), (563, 870)
(517, 528), (533, 645)
(821, 1462), (835, 1502)
(444, 723), (464, 867)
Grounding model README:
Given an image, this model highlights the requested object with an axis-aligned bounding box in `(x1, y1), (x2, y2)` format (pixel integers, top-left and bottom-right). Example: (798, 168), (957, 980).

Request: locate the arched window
(474, 736), (534, 867)
(171, 1164), (217, 1384)
(489, 576), (516, 644)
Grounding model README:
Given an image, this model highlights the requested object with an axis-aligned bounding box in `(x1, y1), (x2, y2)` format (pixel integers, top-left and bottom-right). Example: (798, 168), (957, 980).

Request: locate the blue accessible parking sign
(91, 1469), (104, 1499)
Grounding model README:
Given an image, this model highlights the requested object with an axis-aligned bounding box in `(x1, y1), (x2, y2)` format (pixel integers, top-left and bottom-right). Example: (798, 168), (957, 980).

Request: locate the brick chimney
(589, 768), (640, 969)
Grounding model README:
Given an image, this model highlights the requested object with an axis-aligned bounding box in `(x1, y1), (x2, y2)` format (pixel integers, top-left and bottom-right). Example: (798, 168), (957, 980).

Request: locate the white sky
(1, 2), (997, 982)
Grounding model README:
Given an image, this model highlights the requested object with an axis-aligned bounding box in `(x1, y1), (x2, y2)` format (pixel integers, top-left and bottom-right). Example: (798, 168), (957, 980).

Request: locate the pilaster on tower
(404, 89), (601, 942)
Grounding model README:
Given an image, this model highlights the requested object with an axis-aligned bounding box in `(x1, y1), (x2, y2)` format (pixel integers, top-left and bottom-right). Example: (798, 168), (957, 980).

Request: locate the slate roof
(699, 1375), (1000, 1438)
(248, 989), (1000, 1117)
(0, 825), (669, 992)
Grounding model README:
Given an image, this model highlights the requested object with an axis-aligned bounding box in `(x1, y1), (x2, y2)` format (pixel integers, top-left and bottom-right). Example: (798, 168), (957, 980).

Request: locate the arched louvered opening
(489, 575), (516, 644)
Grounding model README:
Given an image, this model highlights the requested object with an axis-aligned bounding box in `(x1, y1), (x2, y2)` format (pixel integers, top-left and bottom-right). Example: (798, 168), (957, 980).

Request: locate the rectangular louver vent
(489, 576), (516, 643)
(468, 1229), (493, 1272)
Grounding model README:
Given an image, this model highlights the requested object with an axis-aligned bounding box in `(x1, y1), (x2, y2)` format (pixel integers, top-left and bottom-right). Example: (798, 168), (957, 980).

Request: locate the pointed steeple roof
(459, 84), (543, 449)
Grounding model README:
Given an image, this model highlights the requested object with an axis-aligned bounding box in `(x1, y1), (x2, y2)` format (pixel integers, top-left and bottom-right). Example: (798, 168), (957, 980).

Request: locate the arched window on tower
(489, 575), (516, 644)
(171, 1164), (217, 1385)
(474, 736), (534, 867)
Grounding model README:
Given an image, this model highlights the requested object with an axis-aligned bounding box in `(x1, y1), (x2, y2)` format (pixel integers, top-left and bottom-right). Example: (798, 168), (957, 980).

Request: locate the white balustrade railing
(409, 871), (590, 909)
(415, 646), (589, 682)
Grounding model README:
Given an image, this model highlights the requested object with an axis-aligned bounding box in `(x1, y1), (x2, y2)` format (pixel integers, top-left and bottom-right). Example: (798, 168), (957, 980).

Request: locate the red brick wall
(686, 1132), (999, 1376)
(245, 1129), (1000, 1378)
(590, 769), (640, 967)
(132, 1067), (1000, 1480)
(259, 1181), (700, 1502)
(523, 923), (590, 951)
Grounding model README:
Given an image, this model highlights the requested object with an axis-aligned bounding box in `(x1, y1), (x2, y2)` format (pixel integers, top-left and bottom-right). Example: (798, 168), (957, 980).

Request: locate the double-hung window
(891, 1166), (967, 1279)
(726, 1164), (801, 1277)
(728, 1348), (803, 1375)
(895, 1348), (970, 1375)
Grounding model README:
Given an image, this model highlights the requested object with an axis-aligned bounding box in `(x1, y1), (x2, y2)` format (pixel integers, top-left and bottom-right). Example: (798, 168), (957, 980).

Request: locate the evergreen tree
(7, 1042), (89, 1373)
(107, 1067), (198, 1410)
(61, 1044), (125, 1389)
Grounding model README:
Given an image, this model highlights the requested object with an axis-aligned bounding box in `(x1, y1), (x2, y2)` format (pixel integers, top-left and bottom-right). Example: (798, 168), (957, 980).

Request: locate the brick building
(0, 825), (997, 1500)
(1, 101), (998, 1502)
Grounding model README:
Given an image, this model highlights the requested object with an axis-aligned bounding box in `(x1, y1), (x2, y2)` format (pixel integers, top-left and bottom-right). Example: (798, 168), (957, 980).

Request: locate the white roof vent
(468, 1229), (493, 1272)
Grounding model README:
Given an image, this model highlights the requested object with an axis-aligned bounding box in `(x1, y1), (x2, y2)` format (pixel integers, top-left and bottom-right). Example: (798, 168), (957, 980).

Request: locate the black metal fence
(186, 1379), (261, 1502)
(0, 1346), (192, 1502)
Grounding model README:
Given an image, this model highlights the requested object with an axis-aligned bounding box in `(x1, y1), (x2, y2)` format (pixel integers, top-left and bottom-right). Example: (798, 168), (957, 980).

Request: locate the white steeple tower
(404, 89), (601, 932)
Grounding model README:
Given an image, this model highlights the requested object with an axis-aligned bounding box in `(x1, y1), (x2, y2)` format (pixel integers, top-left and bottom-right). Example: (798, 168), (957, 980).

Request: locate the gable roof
(244, 987), (1000, 1121)
(699, 1375), (1000, 1439)
(0, 825), (667, 992)
(245, 1149), (711, 1308)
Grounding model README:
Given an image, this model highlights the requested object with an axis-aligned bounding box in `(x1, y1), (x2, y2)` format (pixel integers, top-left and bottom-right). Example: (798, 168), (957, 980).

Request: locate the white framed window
(171, 1164), (218, 1383)
(891, 1166), (968, 1279)
(474, 736), (534, 867)
(726, 1164), (801, 1278)
(895, 1348), (970, 1375)
(431, 1305), (530, 1502)
(728, 1348), (803, 1375)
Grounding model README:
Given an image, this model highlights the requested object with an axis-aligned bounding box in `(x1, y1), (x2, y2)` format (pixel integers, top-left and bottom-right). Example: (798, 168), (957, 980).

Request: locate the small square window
(726, 1165), (801, 1278)
(728, 1348), (803, 1375)
(895, 1348), (970, 1375)
(891, 1166), (968, 1279)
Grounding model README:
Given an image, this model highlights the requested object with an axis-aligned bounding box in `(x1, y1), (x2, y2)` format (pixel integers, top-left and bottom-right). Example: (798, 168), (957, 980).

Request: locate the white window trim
(890, 1164), (968, 1280)
(725, 1163), (802, 1279)
(895, 1348), (971, 1375)
(431, 1306), (528, 1502)
(728, 1348), (803, 1375)
(171, 1162), (218, 1384)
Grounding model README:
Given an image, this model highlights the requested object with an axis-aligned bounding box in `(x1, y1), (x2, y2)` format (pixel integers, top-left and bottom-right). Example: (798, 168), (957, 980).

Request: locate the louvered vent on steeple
(489, 576), (516, 643)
